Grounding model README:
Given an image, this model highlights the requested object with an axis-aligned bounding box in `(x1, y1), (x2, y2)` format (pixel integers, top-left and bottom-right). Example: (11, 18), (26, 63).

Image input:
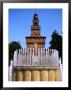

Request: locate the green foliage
(9, 41), (21, 66)
(49, 30), (62, 63)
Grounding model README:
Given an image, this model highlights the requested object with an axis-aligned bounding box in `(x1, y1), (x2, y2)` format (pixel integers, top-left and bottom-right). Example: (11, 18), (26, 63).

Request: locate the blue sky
(9, 9), (62, 48)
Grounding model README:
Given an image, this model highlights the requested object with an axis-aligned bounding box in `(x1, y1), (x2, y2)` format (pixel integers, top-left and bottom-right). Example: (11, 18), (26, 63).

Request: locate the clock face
(32, 30), (39, 36)
(34, 30), (38, 35)
(34, 30), (37, 34)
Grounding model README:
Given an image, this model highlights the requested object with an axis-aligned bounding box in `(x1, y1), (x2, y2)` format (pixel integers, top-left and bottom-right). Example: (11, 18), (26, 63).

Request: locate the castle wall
(27, 44), (45, 48)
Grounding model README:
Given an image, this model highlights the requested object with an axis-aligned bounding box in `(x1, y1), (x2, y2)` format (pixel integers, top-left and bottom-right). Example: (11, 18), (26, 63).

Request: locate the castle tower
(26, 14), (46, 48)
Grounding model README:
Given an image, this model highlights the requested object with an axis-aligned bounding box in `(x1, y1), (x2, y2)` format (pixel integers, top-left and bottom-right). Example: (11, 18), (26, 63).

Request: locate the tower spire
(26, 14), (46, 48)
(31, 13), (40, 36)
(33, 13), (39, 26)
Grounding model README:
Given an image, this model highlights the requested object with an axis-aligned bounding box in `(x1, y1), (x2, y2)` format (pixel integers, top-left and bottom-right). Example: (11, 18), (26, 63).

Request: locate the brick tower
(26, 14), (46, 48)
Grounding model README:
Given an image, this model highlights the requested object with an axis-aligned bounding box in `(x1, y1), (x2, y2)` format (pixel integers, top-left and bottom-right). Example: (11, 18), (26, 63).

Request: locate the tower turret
(26, 14), (46, 48)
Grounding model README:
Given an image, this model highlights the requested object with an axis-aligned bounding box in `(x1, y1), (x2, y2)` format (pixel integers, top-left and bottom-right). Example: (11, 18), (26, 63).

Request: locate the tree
(9, 41), (21, 66)
(49, 30), (62, 63)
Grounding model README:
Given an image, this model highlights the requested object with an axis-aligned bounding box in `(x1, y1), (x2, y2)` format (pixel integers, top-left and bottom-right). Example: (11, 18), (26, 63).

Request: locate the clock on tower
(26, 14), (46, 48)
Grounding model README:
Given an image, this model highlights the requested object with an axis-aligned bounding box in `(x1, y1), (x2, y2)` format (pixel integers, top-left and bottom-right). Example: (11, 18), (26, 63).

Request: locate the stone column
(12, 70), (16, 81)
(24, 70), (31, 81)
(40, 70), (48, 81)
(32, 70), (40, 81)
(17, 70), (23, 81)
(48, 70), (56, 81)
(55, 70), (61, 81)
